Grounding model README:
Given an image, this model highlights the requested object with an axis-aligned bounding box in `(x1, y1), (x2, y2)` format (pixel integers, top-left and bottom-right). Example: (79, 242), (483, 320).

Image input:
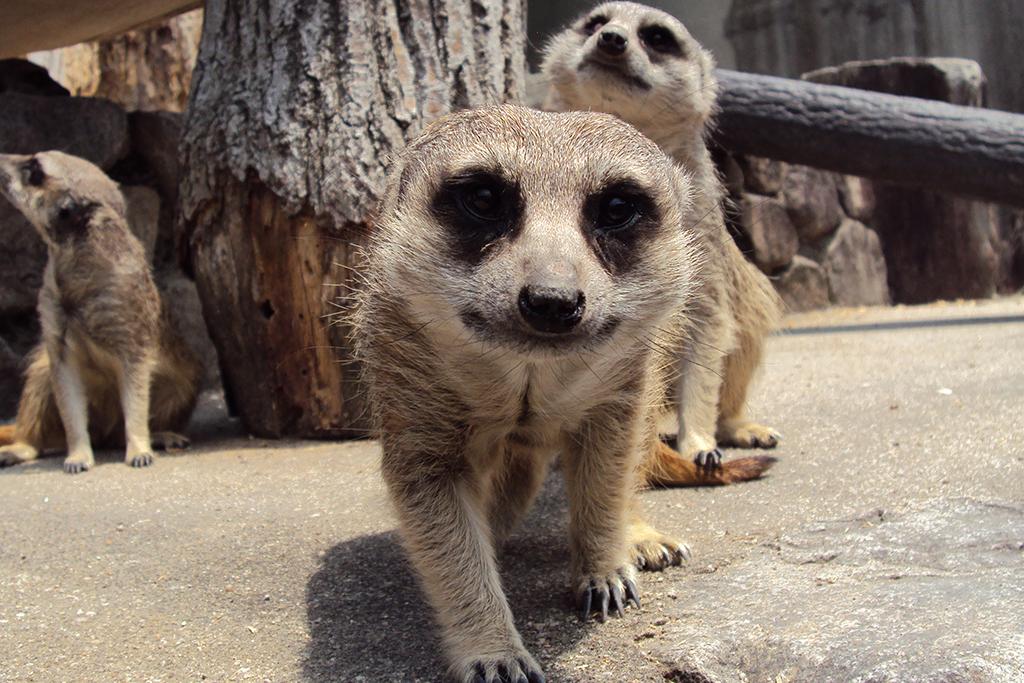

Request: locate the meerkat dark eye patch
(432, 169), (523, 264)
(23, 158), (45, 187)
(639, 25), (683, 56)
(582, 181), (660, 274)
(52, 199), (98, 242)
(581, 14), (608, 35)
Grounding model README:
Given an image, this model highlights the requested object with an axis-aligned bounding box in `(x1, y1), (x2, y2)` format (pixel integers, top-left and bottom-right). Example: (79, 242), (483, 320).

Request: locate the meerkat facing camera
(0, 151), (200, 473)
(540, 2), (783, 482)
(354, 105), (716, 683)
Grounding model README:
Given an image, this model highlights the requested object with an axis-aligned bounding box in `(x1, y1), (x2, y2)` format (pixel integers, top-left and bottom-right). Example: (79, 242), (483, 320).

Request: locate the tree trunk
(180, 0), (527, 438)
(27, 9), (202, 112)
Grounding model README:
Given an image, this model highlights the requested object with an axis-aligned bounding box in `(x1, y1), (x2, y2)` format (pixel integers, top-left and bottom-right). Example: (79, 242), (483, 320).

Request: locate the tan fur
(0, 151), (200, 473)
(353, 105), (710, 682)
(539, 1), (783, 486)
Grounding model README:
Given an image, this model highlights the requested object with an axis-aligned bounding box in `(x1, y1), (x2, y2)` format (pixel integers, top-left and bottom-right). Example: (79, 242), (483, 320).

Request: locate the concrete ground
(1, 297), (1022, 683)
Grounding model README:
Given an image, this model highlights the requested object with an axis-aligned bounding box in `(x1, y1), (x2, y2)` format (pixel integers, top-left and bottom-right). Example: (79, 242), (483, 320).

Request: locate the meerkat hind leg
(715, 333), (781, 450)
(151, 431), (190, 451)
(118, 357), (156, 468)
(0, 442), (40, 467)
(629, 511), (691, 572)
(51, 354), (95, 474)
(675, 352), (726, 469)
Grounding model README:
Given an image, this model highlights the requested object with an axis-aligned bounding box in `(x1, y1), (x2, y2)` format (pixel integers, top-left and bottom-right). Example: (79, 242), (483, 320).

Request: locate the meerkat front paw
(717, 420), (781, 449)
(693, 448), (723, 469)
(151, 431), (190, 450)
(451, 649), (545, 683)
(63, 451), (95, 474)
(630, 525), (691, 572)
(0, 443), (39, 468)
(127, 452), (155, 468)
(575, 565), (641, 622)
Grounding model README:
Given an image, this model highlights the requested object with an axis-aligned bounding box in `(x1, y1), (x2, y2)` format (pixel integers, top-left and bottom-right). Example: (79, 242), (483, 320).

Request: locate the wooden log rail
(714, 69), (1024, 208)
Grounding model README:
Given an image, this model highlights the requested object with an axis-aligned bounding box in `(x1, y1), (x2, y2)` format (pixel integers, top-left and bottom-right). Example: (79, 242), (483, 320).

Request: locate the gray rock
(775, 255), (829, 313)
(738, 155), (785, 196)
(122, 185), (161, 263)
(0, 335), (23, 419)
(128, 111), (182, 206)
(653, 498), (1024, 683)
(824, 218), (891, 306)
(0, 93), (128, 170)
(804, 57), (986, 107)
(156, 269), (222, 391)
(0, 58), (69, 97)
(128, 111), (184, 267)
(0, 198), (46, 317)
(739, 194), (798, 273)
(782, 165), (842, 243)
(837, 174), (875, 222)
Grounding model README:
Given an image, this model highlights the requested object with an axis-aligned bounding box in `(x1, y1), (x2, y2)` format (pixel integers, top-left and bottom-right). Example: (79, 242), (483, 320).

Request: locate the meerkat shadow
(302, 473), (593, 681)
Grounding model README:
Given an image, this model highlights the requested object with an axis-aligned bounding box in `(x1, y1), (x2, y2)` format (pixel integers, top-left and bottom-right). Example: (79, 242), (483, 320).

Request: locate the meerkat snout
(517, 285), (585, 334)
(596, 25), (628, 57)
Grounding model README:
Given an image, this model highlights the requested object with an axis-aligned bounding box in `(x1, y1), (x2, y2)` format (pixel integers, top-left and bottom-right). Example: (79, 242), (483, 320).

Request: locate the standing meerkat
(0, 151), (201, 473)
(355, 105), (717, 683)
(539, 2), (783, 483)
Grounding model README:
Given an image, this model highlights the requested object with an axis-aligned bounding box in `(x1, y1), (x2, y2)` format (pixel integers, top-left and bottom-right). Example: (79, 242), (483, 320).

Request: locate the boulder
(0, 198), (46, 317)
(122, 185), (161, 263)
(128, 111), (182, 205)
(782, 165), (842, 243)
(0, 93), (128, 170)
(0, 58), (69, 97)
(804, 57), (986, 107)
(0, 335), (23, 419)
(738, 155), (785, 196)
(739, 194), (799, 273)
(156, 269), (222, 391)
(824, 219), (891, 306)
(836, 174), (875, 222)
(774, 255), (829, 313)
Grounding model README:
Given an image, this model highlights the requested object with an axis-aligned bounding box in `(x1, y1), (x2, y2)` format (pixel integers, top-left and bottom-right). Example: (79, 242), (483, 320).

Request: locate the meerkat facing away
(355, 105), (717, 683)
(539, 2), (783, 485)
(0, 151), (200, 473)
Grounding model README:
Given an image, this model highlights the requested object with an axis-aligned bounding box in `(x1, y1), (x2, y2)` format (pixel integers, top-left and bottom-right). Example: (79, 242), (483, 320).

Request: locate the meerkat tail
(0, 424), (15, 446)
(641, 440), (776, 487)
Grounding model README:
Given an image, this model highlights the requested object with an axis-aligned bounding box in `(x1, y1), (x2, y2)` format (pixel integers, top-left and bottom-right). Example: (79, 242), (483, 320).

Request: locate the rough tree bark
(28, 9), (203, 112)
(180, 0), (527, 438)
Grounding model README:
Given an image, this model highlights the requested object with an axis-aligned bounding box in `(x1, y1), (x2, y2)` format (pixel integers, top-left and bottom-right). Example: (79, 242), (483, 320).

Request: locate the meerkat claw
(578, 571), (634, 622)
(624, 578), (641, 609)
(130, 452), (154, 468)
(694, 448), (723, 469)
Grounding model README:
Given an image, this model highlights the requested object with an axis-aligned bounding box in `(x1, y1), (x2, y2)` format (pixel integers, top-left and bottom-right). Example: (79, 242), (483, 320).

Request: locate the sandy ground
(1, 296), (1022, 682)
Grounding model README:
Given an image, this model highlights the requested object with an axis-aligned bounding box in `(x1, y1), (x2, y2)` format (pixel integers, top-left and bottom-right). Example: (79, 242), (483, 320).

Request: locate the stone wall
(717, 149), (889, 313)
(0, 59), (218, 419)
(725, 0), (1024, 297)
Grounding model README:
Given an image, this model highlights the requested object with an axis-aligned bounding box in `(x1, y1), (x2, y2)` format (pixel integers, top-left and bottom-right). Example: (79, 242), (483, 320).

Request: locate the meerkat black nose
(597, 28), (628, 56)
(518, 285), (585, 334)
